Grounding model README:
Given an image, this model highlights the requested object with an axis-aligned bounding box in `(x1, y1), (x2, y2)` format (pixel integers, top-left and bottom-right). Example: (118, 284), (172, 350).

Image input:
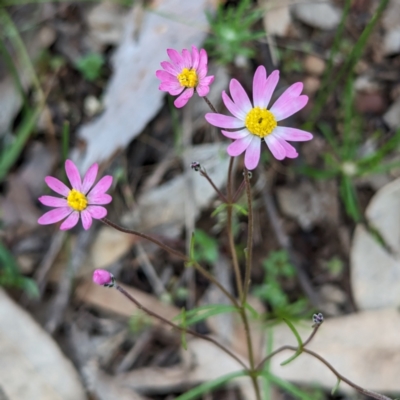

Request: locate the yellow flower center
(67, 189), (88, 211)
(245, 107), (277, 138)
(177, 68), (198, 88)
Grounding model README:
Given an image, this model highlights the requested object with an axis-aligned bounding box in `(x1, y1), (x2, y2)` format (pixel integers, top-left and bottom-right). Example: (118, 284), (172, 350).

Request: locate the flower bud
(191, 161), (201, 171)
(312, 312), (324, 325)
(93, 269), (115, 287)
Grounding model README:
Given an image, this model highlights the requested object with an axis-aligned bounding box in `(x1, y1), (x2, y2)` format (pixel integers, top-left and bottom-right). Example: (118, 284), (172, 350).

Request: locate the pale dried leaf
(270, 309), (400, 393)
(122, 143), (230, 234)
(75, 281), (179, 322)
(351, 178), (400, 309)
(0, 289), (86, 400)
(114, 339), (254, 398)
(76, 0), (215, 171)
(276, 180), (339, 230)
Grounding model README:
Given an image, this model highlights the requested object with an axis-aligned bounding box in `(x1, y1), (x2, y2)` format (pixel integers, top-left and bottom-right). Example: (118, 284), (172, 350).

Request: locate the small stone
(38, 26), (56, 48)
(304, 55), (325, 76)
(292, 1), (342, 30)
(383, 97), (400, 129)
(355, 92), (387, 114)
(84, 96), (102, 117)
(303, 76), (320, 95)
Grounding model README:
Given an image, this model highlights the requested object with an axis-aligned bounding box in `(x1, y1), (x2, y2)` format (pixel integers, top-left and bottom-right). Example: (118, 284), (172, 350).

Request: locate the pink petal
(160, 61), (179, 75)
(198, 66), (208, 80)
(65, 159), (82, 191)
(156, 70), (177, 83)
(227, 134), (254, 156)
(38, 195), (68, 208)
(81, 210), (93, 230)
(160, 81), (183, 95)
(198, 49), (208, 70)
(45, 176), (70, 197)
(87, 193), (112, 205)
(167, 48), (184, 70)
(89, 175), (113, 197)
(265, 135), (286, 160)
(87, 205), (108, 219)
(230, 79), (252, 114)
(260, 70), (279, 109)
(174, 88), (194, 108)
(244, 135), (262, 170)
(252, 66), (266, 108)
(277, 138), (298, 159)
(182, 48), (192, 69)
(196, 84), (210, 97)
(205, 113), (244, 129)
(270, 95), (308, 121)
(60, 211), (79, 230)
(221, 128), (250, 140)
(93, 269), (113, 286)
(274, 126), (313, 142)
(222, 91), (246, 119)
(38, 207), (72, 225)
(82, 163), (98, 194)
(200, 75), (214, 86)
(191, 46), (200, 70)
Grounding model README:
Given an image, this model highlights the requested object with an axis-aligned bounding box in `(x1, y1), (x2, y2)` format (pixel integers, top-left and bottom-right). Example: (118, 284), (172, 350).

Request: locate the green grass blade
(309, 0), (389, 126)
(174, 371), (248, 400)
(262, 373), (315, 400)
(340, 175), (361, 222)
(0, 106), (42, 182)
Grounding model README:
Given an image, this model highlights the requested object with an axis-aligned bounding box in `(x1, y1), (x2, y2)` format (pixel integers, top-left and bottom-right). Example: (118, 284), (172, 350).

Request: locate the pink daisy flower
(156, 45), (214, 108)
(205, 66), (313, 170)
(38, 160), (113, 231)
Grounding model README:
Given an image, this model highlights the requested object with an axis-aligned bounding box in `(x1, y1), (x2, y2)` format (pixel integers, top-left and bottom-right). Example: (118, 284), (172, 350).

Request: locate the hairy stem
(101, 218), (238, 307)
(115, 284), (247, 370)
(226, 158), (244, 300)
(242, 169), (253, 304)
(202, 95), (218, 113)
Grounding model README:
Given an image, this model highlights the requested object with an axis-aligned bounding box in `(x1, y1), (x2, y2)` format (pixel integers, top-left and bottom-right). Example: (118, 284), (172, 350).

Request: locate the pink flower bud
(93, 269), (114, 287)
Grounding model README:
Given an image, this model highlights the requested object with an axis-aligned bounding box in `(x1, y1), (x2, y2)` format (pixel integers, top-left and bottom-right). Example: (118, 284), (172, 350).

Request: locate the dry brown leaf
(0, 289), (86, 400)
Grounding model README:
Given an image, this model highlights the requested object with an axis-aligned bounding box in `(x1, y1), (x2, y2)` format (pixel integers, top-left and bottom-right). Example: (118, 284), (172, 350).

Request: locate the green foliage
(301, 73), (400, 222)
(253, 250), (308, 318)
(204, 0), (264, 64)
(128, 310), (152, 333)
(193, 229), (219, 264)
(0, 241), (39, 298)
(175, 371), (248, 400)
(174, 304), (238, 327)
(75, 53), (105, 82)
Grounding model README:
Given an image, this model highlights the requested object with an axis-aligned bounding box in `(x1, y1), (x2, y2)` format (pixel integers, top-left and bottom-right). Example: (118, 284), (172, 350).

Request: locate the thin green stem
(226, 157), (244, 300)
(116, 284), (247, 370)
(239, 307), (261, 400)
(101, 218), (239, 307)
(242, 168), (253, 304)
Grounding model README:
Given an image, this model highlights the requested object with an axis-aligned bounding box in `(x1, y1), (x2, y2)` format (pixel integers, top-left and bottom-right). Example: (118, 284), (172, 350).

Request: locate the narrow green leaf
(331, 378), (341, 395)
(174, 371), (248, 400)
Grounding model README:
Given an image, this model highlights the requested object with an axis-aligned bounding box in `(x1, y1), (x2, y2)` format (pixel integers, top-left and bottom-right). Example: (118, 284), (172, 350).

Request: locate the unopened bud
(312, 312), (324, 326)
(93, 269), (115, 288)
(243, 170), (252, 179)
(191, 161), (201, 171)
